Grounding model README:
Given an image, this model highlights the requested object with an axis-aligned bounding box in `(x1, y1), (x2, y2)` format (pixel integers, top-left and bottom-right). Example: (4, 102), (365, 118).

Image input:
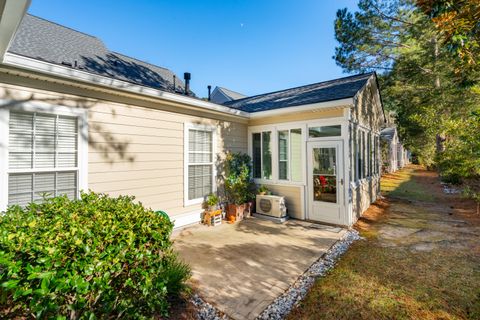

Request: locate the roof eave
(0, 0), (30, 62)
(2, 52), (250, 119)
(248, 97), (354, 119)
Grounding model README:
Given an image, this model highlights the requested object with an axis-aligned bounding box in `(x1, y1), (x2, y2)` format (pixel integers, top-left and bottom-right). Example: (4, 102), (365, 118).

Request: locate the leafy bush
(438, 111), (480, 182)
(0, 192), (190, 319)
(257, 185), (269, 195)
(224, 152), (254, 205)
(205, 193), (219, 208)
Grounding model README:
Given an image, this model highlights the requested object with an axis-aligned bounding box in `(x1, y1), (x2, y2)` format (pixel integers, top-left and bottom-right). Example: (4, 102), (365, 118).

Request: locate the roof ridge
(25, 13), (100, 40)
(225, 72), (374, 105)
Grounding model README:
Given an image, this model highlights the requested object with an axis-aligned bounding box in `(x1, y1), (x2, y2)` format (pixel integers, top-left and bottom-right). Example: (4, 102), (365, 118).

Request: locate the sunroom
(225, 72), (385, 226)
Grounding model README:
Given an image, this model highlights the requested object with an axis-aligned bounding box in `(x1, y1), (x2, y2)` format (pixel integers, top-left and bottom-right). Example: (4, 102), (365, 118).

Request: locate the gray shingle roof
(223, 73), (374, 112)
(8, 14), (193, 95)
(380, 127), (396, 141)
(217, 87), (246, 100)
(210, 86), (247, 104)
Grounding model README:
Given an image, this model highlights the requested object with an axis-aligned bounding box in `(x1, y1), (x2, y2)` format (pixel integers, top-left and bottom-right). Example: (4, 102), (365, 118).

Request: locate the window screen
(188, 129), (213, 201)
(8, 111), (78, 207)
(262, 132), (272, 179)
(251, 131), (272, 180)
(278, 130), (288, 180)
(309, 125), (341, 138)
(252, 133), (261, 179)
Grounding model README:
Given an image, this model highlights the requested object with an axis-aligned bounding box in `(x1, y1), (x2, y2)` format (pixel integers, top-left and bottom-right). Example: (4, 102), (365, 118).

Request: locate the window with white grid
(187, 128), (214, 202)
(7, 111), (78, 207)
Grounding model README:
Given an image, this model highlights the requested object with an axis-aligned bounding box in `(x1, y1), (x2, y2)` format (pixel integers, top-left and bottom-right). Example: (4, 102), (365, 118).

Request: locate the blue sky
(28, 0), (359, 98)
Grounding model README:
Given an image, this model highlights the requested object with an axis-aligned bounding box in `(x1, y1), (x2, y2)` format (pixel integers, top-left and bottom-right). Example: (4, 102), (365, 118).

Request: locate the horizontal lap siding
(248, 108), (345, 126)
(262, 184), (303, 220)
(88, 104), (248, 216)
(0, 82), (248, 222)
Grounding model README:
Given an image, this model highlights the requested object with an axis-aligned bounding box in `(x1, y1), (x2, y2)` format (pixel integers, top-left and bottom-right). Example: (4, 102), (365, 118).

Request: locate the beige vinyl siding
(262, 184), (303, 219)
(88, 104), (248, 215)
(0, 82), (248, 219)
(248, 108), (345, 126)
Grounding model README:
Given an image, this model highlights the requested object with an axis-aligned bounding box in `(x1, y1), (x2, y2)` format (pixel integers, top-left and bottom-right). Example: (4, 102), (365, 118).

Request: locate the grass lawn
(287, 165), (480, 320)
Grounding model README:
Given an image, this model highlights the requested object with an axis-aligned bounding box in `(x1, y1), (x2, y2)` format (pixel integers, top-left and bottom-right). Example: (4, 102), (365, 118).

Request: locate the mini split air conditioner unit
(256, 195), (287, 218)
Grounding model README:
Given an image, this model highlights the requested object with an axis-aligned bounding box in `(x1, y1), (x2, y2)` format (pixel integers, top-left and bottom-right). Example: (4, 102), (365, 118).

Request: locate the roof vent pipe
(184, 72), (191, 96)
(173, 75), (176, 92)
(207, 85), (211, 101)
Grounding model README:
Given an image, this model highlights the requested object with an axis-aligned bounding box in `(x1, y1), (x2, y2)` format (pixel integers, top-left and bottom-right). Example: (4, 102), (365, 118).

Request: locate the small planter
(203, 209), (222, 226)
(226, 203), (245, 222)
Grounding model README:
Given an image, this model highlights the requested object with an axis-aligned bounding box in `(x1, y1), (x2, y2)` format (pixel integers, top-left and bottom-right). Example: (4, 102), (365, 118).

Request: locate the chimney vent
(184, 72), (191, 95)
(207, 85), (212, 101)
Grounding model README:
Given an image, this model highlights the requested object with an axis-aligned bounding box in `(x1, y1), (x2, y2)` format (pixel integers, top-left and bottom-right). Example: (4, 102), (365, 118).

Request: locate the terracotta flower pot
(227, 203), (245, 222)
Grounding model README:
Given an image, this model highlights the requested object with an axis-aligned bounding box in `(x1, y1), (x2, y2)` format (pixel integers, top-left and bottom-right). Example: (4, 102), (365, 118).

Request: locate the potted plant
(224, 152), (252, 222)
(203, 193), (222, 226)
(257, 185), (269, 195)
(205, 193), (219, 211)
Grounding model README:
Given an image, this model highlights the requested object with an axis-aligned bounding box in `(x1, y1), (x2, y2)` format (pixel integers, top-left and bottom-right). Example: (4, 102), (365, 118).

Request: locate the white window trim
(183, 123), (217, 207)
(249, 119), (349, 186)
(0, 100), (88, 212)
(249, 123), (309, 186)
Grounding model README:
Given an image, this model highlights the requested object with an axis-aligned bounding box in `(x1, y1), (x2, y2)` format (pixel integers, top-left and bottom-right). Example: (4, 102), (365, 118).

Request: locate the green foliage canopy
(334, 0), (480, 179)
(0, 192), (191, 319)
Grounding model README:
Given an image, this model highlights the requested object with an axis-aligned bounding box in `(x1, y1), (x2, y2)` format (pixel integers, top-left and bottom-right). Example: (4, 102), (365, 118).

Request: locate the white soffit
(248, 98), (353, 119)
(0, 0), (30, 62)
(2, 52), (250, 119)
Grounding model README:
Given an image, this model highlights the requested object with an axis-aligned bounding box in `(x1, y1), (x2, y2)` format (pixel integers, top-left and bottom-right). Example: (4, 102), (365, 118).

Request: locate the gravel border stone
(193, 229), (362, 320)
(192, 294), (229, 320)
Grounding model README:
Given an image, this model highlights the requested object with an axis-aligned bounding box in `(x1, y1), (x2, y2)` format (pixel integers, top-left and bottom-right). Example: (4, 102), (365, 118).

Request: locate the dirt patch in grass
(288, 165), (480, 320)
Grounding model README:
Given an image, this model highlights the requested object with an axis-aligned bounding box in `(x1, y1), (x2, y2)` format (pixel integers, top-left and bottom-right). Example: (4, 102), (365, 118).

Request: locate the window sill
(184, 198), (203, 207)
(253, 178), (305, 187)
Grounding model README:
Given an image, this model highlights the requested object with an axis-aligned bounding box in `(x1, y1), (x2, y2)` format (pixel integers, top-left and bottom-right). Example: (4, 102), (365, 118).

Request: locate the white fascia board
(2, 53), (250, 119)
(248, 98), (354, 119)
(0, 0), (30, 61)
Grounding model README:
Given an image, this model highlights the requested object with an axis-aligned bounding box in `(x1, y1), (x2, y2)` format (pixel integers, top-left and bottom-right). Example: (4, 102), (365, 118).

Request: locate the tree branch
(371, 2), (415, 27)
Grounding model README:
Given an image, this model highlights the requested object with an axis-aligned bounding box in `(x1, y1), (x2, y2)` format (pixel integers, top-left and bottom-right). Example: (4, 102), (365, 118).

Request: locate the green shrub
(0, 192), (190, 319)
(224, 152), (253, 205)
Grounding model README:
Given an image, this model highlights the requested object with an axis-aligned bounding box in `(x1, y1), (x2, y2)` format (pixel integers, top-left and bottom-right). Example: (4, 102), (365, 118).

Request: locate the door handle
(340, 178), (344, 185)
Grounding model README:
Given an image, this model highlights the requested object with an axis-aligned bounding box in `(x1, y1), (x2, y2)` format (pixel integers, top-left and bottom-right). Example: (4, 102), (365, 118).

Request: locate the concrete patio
(173, 218), (346, 320)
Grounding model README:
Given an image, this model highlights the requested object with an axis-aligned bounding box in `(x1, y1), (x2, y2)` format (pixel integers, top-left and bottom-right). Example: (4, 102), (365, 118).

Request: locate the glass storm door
(307, 141), (344, 224)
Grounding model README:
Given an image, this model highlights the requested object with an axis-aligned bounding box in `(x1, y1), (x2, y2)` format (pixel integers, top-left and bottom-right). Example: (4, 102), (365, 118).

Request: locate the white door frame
(306, 140), (345, 224)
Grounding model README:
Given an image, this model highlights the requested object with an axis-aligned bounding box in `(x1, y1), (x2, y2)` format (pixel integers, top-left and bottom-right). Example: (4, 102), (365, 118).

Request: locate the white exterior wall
(248, 107), (351, 225)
